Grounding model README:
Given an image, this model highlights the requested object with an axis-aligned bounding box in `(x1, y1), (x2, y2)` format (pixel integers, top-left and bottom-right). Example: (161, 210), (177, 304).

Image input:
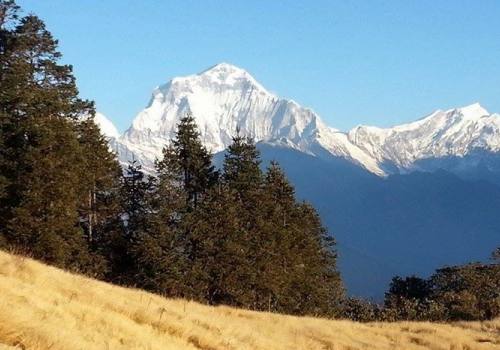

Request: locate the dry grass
(0, 250), (498, 350)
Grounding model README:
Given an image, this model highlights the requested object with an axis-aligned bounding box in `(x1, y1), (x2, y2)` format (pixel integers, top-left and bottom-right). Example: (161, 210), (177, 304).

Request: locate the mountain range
(96, 63), (500, 298)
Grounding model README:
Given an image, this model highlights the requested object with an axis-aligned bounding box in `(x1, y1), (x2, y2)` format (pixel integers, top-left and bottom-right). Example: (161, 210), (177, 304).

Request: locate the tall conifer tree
(223, 132), (262, 197)
(126, 155), (188, 296)
(157, 113), (218, 210)
(77, 117), (122, 245)
(75, 116), (122, 276)
(110, 160), (155, 284)
(120, 160), (153, 241)
(221, 134), (265, 307)
(0, 3), (96, 269)
(151, 114), (219, 294)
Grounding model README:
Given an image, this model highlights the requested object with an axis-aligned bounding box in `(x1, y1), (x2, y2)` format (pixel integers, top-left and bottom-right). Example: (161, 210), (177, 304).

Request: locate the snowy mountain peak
(200, 62), (257, 82)
(109, 64), (500, 176)
(201, 62), (245, 74)
(164, 62), (270, 96)
(117, 63), (355, 172)
(453, 102), (489, 119)
(129, 63), (273, 134)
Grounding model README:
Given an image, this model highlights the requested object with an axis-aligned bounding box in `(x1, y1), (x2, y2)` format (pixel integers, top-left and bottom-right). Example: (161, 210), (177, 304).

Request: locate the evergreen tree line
(343, 250), (499, 322)
(117, 117), (343, 315)
(0, 0), (343, 317)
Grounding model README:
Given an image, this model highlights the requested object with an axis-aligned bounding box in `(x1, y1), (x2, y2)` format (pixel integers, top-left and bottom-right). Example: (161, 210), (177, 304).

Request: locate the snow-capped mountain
(348, 103), (500, 173)
(106, 63), (500, 177)
(112, 63), (382, 174)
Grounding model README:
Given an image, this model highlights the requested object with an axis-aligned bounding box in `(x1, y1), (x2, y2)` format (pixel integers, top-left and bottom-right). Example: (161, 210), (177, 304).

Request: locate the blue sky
(18, 0), (500, 132)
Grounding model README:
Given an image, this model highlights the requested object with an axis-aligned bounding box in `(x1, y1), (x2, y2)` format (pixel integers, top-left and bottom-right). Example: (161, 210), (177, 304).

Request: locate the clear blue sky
(18, 0), (500, 132)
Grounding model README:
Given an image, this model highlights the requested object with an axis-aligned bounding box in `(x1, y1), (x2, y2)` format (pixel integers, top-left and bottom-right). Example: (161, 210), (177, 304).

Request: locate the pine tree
(157, 113), (218, 210)
(75, 116), (122, 276)
(7, 117), (89, 267)
(0, 1), (13, 207)
(262, 161), (344, 315)
(223, 131), (262, 197)
(0, 1), (25, 244)
(76, 116), (122, 245)
(111, 160), (154, 285)
(117, 160), (185, 294)
(290, 202), (344, 315)
(106, 114), (220, 295)
(127, 155), (188, 296)
(120, 160), (153, 241)
(0, 4), (96, 269)
(264, 161), (296, 227)
(254, 161), (296, 311)
(147, 114), (218, 295)
(221, 134), (266, 308)
(155, 145), (188, 219)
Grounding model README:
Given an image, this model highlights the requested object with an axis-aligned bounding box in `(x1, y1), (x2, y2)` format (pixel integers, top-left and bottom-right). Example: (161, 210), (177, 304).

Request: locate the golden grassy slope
(0, 251), (498, 350)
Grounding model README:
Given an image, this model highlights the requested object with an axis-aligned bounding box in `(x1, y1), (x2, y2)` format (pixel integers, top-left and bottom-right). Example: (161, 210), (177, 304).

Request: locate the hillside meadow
(0, 250), (498, 350)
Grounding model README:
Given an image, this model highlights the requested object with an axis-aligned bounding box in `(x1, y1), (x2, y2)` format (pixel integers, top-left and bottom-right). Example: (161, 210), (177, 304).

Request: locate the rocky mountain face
(94, 63), (500, 298)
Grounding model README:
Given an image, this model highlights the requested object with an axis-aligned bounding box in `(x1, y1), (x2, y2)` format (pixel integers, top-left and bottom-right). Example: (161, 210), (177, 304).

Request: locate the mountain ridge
(95, 63), (500, 177)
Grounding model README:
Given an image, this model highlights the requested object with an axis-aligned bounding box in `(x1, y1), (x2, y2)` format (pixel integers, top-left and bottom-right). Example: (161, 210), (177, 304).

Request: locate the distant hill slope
(0, 251), (498, 350)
